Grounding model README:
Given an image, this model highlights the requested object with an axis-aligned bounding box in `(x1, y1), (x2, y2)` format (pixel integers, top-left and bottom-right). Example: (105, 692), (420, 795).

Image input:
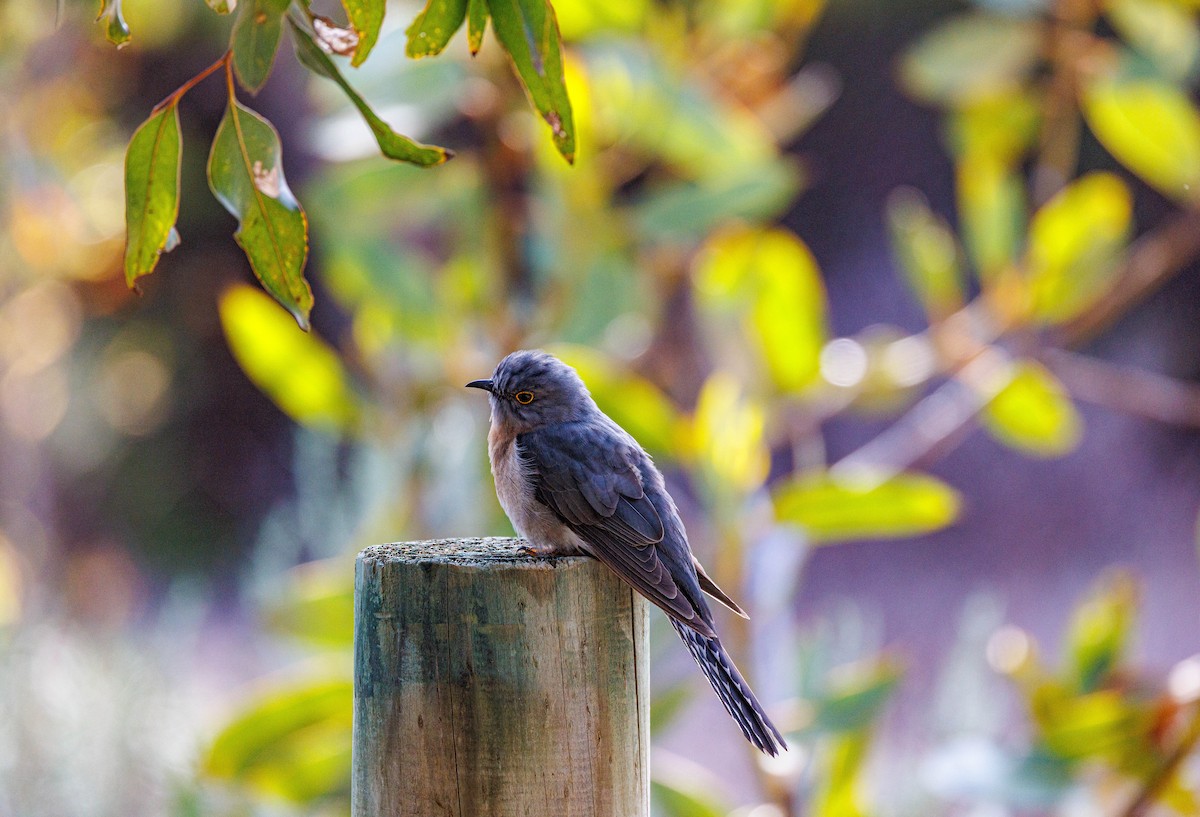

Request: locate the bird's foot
(519, 543), (556, 558)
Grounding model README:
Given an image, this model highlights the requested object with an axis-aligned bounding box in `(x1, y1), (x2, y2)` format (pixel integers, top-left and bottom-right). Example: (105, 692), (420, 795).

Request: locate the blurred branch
(1032, 0), (1095, 206)
(1061, 207), (1200, 347)
(1044, 348), (1200, 428)
(1118, 701), (1200, 817)
(830, 347), (1012, 486)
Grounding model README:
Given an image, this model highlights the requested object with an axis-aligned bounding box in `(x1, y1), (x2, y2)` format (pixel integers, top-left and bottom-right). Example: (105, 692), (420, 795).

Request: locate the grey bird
(467, 349), (787, 755)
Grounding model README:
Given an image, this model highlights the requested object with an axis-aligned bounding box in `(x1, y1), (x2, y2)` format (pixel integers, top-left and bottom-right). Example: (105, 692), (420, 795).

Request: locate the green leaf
(341, 0), (386, 66)
(264, 558), (355, 647)
(1025, 172), (1131, 324)
(97, 0), (131, 47)
(809, 661), (901, 735)
(204, 675), (352, 802)
(886, 188), (964, 320)
(230, 0), (290, 94)
(634, 162), (803, 240)
(899, 13), (1041, 105)
(651, 756), (730, 817)
(694, 226), (827, 393)
(487, 0), (576, 162)
(219, 284), (359, 432)
(651, 781), (726, 817)
(206, 0), (234, 13)
(1065, 570), (1137, 693)
(1105, 0), (1200, 80)
(648, 682), (693, 733)
(406, 0), (468, 58)
(1082, 76), (1200, 203)
(208, 99), (313, 328)
(291, 22), (454, 166)
(123, 104), (182, 289)
(550, 344), (681, 460)
(773, 471), (961, 542)
(467, 0), (488, 53)
(957, 152), (1026, 284)
(981, 360), (1082, 456)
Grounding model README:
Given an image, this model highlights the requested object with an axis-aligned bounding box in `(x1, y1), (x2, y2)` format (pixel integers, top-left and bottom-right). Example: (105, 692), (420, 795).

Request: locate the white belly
(488, 428), (587, 555)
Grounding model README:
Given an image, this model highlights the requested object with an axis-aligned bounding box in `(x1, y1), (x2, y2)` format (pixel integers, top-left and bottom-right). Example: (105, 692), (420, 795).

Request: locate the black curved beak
(465, 379), (494, 393)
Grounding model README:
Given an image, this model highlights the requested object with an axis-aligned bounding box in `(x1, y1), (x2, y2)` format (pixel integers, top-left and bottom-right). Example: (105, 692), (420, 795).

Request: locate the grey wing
(517, 423), (715, 638)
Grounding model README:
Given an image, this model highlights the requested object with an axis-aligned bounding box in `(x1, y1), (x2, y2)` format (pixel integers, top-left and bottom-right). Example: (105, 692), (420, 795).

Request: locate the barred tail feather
(671, 619), (788, 755)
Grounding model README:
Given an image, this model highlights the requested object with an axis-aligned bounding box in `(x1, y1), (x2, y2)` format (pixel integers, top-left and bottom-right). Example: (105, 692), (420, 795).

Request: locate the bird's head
(466, 350), (594, 433)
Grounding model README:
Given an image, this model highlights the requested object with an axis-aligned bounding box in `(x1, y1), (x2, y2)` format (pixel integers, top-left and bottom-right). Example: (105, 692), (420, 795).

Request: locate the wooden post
(352, 538), (650, 817)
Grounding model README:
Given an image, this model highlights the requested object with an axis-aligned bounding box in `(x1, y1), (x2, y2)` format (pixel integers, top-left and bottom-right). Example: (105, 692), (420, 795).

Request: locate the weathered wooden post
(353, 538), (650, 817)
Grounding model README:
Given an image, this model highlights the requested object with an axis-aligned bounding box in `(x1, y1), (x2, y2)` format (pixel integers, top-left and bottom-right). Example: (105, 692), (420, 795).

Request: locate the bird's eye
(514, 391), (535, 405)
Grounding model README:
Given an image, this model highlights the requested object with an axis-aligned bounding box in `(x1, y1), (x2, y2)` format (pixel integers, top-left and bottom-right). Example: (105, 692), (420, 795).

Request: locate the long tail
(671, 619), (788, 755)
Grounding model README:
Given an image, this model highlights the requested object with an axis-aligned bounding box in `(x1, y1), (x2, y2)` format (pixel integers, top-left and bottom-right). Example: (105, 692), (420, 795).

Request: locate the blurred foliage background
(3, 0), (1200, 815)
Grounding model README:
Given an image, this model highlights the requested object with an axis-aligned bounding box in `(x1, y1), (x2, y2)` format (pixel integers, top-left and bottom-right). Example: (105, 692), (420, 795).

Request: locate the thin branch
(151, 51), (231, 114)
(1118, 701), (1200, 817)
(1043, 348), (1200, 428)
(1061, 207), (1200, 347)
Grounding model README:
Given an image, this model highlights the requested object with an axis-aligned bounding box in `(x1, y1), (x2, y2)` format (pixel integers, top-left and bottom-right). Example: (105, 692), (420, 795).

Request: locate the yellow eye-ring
(514, 391), (535, 405)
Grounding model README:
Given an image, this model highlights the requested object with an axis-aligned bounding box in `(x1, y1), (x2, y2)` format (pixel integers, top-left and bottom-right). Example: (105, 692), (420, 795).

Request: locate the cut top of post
(359, 537), (581, 568)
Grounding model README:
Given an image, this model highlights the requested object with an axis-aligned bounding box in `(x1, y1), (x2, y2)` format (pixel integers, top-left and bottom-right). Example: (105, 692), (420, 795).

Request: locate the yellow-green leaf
(124, 104), (182, 289)
(688, 372), (770, 494)
(467, 0), (487, 53)
(1065, 570), (1137, 693)
(1034, 688), (1148, 761)
(695, 226), (827, 393)
(208, 99), (313, 328)
(812, 733), (871, 817)
(406, 0), (468, 58)
(981, 360), (1082, 456)
(342, 0), (385, 66)
(204, 675), (352, 802)
(550, 344), (681, 461)
(899, 13), (1040, 105)
(1025, 172), (1131, 324)
(886, 188), (964, 320)
(230, 0), (289, 94)
(488, 0), (576, 162)
(291, 22), (454, 166)
(1105, 0), (1200, 80)
(957, 151), (1026, 283)
(946, 90), (1041, 163)
(773, 471), (961, 542)
(219, 285), (359, 432)
(1082, 77), (1200, 203)
(264, 558), (355, 647)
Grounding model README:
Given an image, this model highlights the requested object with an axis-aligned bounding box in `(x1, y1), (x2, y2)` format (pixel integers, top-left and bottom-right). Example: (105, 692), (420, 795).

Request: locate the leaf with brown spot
(467, 0), (487, 54)
(311, 15), (359, 56)
(487, 0), (575, 162)
(291, 20), (453, 167)
(341, 0), (385, 66)
(405, 0), (468, 58)
(230, 0), (290, 93)
(207, 98), (312, 329)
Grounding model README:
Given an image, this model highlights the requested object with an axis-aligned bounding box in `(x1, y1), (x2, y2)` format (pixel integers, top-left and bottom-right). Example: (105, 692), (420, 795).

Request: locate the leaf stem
(152, 51), (232, 114)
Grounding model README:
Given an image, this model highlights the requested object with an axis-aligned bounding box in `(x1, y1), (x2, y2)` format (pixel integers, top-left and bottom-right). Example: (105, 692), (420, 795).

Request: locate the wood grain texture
(352, 538), (650, 817)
